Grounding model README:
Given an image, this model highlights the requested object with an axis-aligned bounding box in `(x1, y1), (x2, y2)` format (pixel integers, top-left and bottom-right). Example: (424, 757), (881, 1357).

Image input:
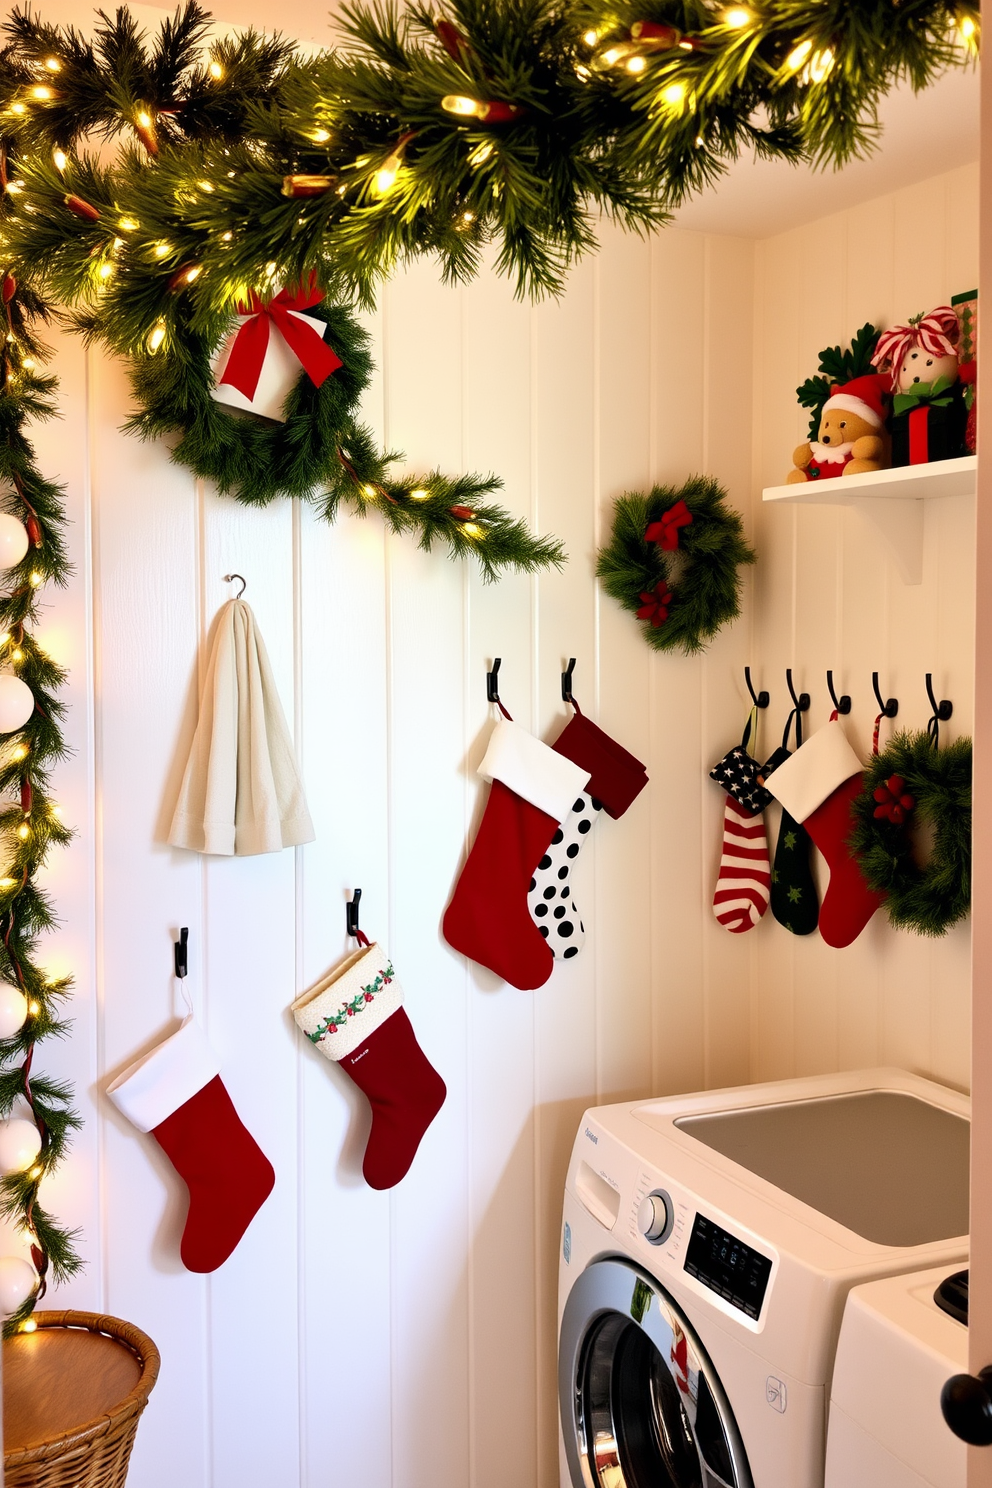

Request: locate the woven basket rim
(3, 1309), (161, 1468)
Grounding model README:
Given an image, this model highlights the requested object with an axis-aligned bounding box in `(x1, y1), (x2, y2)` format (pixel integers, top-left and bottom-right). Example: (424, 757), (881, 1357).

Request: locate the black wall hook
(224, 572), (247, 599)
(174, 926), (189, 980)
(561, 658), (576, 704)
(872, 672), (899, 718)
(744, 667), (769, 710)
(785, 668), (810, 715)
(826, 671), (851, 715)
(486, 658), (501, 703)
(925, 673), (953, 747)
(346, 888), (362, 940)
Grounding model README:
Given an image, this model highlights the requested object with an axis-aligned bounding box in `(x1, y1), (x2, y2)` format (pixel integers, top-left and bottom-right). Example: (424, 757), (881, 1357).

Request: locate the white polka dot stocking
(527, 793), (603, 960)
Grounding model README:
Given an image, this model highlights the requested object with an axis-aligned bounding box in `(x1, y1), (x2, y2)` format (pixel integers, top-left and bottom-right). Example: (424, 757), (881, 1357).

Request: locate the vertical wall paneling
(30, 148), (978, 1487)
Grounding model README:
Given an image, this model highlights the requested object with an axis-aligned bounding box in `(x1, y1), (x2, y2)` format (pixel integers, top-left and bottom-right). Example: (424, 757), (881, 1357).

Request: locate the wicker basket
(3, 1310), (160, 1488)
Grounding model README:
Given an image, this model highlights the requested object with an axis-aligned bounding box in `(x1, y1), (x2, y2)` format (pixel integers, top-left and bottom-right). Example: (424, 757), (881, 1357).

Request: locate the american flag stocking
(712, 793), (771, 933)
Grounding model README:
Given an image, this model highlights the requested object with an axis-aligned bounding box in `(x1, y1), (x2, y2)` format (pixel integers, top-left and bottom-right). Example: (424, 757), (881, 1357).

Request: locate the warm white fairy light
(44, 57), (61, 72)
(28, 1001), (39, 1015)
(118, 216), (139, 231)
(409, 488), (429, 500)
(959, 14), (977, 40)
(153, 242), (171, 258)
(208, 59), (224, 79)
(583, 28), (599, 45)
(441, 94), (481, 116)
(27, 573), (41, 587)
(722, 7), (752, 24)
(147, 322), (166, 353)
(374, 156), (402, 195)
(361, 483), (377, 498)
(17, 824), (30, 841)
(808, 47), (834, 81)
(136, 110), (153, 130)
(311, 127), (331, 142)
(52, 148), (67, 172)
(785, 39), (813, 70)
(29, 86), (53, 101)
(10, 649), (22, 663)
(626, 54), (647, 72)
(97, 262), (114, 280)
(9, 103), (25, 117)
(463, 523), (483, 539)
(662, 81), (687, 106)
(469, 140), (494, 167)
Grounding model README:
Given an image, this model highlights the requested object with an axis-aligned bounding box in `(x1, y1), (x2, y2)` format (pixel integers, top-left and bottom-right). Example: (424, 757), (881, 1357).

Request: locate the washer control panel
(683, 1212), (773, 1321)
(636, 1190), (674, 1246)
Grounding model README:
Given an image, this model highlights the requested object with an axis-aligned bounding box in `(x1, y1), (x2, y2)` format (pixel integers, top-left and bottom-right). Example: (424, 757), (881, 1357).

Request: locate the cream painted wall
(750, 161), (979, 1094)
(28, 221), (761, 1488)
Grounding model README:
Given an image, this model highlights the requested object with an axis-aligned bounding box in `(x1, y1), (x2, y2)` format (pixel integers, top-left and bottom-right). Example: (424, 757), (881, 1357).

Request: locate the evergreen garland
(596, 476), (755, 654)
(850, 730), (972, 937)
(0, 276), (80, 1334)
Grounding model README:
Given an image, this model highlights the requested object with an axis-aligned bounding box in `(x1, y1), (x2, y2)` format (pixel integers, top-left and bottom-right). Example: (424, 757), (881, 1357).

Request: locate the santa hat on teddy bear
(821, 373), (887, 430)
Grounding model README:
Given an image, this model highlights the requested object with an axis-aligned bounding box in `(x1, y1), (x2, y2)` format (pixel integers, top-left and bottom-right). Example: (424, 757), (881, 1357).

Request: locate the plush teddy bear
(786, 373), (889, 484)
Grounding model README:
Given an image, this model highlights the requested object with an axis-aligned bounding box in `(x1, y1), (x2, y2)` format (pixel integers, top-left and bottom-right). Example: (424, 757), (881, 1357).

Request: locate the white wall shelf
(762, 455), (976, 584)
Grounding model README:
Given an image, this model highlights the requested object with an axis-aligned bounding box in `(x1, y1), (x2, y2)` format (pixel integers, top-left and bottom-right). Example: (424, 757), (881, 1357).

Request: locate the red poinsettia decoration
(637, 580), (672, 628)
(645, 498), (693, 551)
(873, 774), (915, 825)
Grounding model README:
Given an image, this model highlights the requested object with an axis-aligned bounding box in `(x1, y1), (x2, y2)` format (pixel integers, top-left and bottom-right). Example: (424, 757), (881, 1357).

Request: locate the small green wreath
(850, 730), (972, 937)
(595, 476), (756, 655)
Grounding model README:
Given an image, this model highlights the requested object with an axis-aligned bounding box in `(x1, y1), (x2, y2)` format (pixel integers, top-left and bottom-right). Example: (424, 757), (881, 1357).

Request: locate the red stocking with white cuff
(292, 939), (445, 1189)
(764, 718), (884, 948)
(442, 718), (590, 989)
(107, 1018), (275, 1273)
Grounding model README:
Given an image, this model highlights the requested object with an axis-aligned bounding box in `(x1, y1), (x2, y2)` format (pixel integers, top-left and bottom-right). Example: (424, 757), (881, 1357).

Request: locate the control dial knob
(637, 1190), (673, 1245)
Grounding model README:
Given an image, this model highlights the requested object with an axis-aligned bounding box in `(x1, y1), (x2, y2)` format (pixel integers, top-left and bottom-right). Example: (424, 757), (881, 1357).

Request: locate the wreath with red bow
(121, 276), (564, 579)
(850, 730), (972, 937)
(595, 476), (756, 655)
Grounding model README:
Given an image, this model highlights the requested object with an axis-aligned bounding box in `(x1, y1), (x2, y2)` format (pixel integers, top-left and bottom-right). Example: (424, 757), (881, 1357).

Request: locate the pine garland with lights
(0, 275), (80, 1335)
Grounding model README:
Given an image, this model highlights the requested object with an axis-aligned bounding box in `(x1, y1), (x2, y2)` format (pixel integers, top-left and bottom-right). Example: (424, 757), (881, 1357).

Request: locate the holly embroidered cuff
(107, 1017), (222, 1133)
(292, 942), (403, 1061)
(478, 719), (590, 824)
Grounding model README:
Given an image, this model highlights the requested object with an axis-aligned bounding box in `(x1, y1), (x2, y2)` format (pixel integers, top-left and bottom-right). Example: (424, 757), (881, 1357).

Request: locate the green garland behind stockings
(596, 476), (756, 655)
(850, 729), (972, 937)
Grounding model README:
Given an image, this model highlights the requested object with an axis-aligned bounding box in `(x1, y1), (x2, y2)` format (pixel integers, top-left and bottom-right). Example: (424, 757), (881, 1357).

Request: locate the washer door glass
(559, 1258), (753, 1488)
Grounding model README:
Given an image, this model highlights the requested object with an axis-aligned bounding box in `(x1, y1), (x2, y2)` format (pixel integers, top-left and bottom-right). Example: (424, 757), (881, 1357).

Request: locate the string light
(808, 47), (834, 81)
(167, 263), (202, 291)
(785, 39), (813, 71)
(442, 94), (479, 116)
(0, 879), (17, 890)
(722, 7), (752, 24)
(208, 59), (224, 79)
(29, 86), (54, 101)
(146, 321), (166, 353)
(583, 28), (599, 44)
(5, 182), (23, 195)
(361, 483), (377, 498)
(27, 1002), (39, 1016)
(8, 103), (25, 116)
(17, 824), (30, 840)
(51, 148), (67, 172)
(11, 649), (22, 663)
(198, 179), (214, 192)
(44, 57), (61, 72)
(469, 141), (494, 167)
(409, 488), (429, 500)
(311, 127), (331, 142)
(220, 231), (233, 242)
(10, 744), (27, 760)
(374, 154), (403, 196)
(440, 94), (524, 122)
(152, 242), (172, 258)
(118, 216), (139, 231)
(28, 572), (42, 587)
(463, 523), (483, 538)
(28, 1166), (41, 1180)
(21, 1319), (36, 1333)
(959, 13), (977, 40)
(97, 262), (114, 280)
(662, 81), (687, 106)
(626, 54), (647, 72)
(281, 174), (336, 197)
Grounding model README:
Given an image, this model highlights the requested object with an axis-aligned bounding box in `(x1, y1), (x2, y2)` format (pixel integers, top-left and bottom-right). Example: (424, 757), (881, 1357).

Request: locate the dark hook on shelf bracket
(826, 671), (851, 715)
(785, 668), (810, 715)
(925, 673), (953, 747)
(346, 888), (362, 940)
(486, 657), (501, 704)
(872, 672), (899, 719)
(744, 667), (769, 710)
(561, 658), (576, 705)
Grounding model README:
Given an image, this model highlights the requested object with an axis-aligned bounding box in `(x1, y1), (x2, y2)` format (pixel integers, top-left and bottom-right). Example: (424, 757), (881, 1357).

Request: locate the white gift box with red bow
(210, 307), (330, 423)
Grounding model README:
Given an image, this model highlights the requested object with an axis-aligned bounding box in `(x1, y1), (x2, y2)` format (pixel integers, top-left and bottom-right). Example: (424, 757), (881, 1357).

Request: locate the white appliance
(558, 1067), (969, 1488)
(824, 1265), (968, 1488)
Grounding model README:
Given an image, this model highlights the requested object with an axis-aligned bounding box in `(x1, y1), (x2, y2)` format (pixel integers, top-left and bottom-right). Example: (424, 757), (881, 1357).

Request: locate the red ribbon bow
(636, 580), (672, 628)
(873, 774), (915, 825)
(218, 273), (343, 403)
(645, 499), (693, 552)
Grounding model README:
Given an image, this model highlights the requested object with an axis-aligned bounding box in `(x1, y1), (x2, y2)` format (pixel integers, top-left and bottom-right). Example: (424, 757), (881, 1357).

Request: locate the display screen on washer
(683, 1213), (772, 1319)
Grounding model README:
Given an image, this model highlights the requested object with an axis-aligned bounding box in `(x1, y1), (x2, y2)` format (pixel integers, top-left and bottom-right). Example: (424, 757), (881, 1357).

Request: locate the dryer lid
(672, 1091), (968, 1246)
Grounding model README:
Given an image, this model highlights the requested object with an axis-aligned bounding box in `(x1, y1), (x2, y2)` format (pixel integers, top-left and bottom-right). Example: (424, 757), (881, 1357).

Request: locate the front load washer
(557, 1067), (969, 1488)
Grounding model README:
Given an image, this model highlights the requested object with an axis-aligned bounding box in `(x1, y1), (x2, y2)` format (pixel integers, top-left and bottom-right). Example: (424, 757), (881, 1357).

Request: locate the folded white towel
(169, 598), (315, 856)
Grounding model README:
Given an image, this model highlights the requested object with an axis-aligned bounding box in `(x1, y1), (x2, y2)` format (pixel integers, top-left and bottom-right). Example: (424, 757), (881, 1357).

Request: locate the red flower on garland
(873, 774), (915, 825)
(636, 580), (672, 628)
(644, 498), (693, 551)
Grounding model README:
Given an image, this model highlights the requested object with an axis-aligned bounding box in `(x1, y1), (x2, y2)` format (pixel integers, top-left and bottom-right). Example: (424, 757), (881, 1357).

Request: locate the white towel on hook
(168, 598), (315, 856)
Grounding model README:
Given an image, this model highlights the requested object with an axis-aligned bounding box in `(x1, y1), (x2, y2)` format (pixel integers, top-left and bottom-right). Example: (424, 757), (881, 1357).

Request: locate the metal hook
(561, 658), (576, 705)
(785, 668), (810, 715)
(486, 657), (501, 704)
(925, 674), (952, 747)
(872, 672), (899, 719)
(826, 671), (851, 715)
(174, 926), (189, 980)
(224, 573), (247, 600)
(744, 667), (769, 710)
(346, 888), (362, 940)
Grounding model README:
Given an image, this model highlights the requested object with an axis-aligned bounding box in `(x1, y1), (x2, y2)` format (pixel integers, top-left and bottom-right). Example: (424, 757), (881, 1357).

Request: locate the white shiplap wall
(30, 221), (764, 1488)
(750, 161), (979, 1094)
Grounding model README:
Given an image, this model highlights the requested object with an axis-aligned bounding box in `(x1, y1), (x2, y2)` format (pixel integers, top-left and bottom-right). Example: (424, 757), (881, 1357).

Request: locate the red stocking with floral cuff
(107, 1018), (275, 1273)
(292, 939), (445, 1189)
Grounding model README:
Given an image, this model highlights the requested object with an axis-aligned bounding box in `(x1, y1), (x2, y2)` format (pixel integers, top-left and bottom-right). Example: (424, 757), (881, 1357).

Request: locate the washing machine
(557, 1067), (969, 1488)
(824, 1265), (968, 1488)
